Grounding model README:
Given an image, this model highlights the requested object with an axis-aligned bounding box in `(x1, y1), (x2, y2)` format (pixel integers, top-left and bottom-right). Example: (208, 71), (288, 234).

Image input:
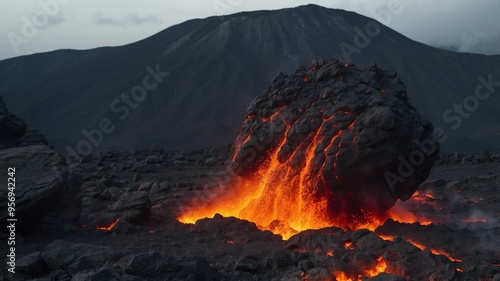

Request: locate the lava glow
(407, 190), (436, 204)
(179, 173), (434, 239)
(407, 239), (462, 263)
(334, 272), (357, 281)
(179, 110), (399, 239)
(378, 234), (396, 241)
(386, 195), (434, 226)
(332, 257), (386, 281)
(96, 218), (119, 231)
(461, 217), (487, 223)
(178, 108), (436, 239)
(364, 257), (387, 277)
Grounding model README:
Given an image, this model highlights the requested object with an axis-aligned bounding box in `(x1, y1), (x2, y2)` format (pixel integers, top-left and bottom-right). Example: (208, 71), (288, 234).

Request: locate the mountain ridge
(1, 4), (499, 153)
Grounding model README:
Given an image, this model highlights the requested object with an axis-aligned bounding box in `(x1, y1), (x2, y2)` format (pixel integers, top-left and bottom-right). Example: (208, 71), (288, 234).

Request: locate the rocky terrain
(0, 144), (499, 281)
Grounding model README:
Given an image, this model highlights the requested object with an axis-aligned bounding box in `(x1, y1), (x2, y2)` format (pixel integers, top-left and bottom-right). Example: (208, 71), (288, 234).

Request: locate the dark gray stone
(117, 252), (218, 280)
(306, 267), (335, 281)
(17, 252), (46, 276)
(110, 191), (151, 223)
(42, 240), (119, 271)
(70, 267), (121, 281)
(235, 255), (262, 273)
(0, 145), (68, 232)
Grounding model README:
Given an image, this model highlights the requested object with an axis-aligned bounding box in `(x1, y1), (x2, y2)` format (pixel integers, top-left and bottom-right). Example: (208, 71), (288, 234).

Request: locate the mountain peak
(1, 5), (499, 152)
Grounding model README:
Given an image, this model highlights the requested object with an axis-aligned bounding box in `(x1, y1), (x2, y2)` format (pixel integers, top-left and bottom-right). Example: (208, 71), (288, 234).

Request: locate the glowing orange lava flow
(407, 239), (462, 263)
(96, 218), (119, 231)
(178, 114), (390, 239)
(178, 110), (435, 239)
(178, 171), (435, 239)
(332, 257), (386, 281)
(364, 256), (387, 277)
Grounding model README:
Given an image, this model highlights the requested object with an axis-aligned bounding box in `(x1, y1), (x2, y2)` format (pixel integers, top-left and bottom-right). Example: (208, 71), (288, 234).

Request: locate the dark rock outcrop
(0, 145), (68, 231)
(231, 59), (439, 224)
(0, 95), (48, 149)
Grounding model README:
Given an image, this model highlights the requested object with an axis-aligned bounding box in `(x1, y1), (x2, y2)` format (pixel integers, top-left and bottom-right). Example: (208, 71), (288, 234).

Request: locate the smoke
(457, 208), (498, 229)
(431, 30), (500, 55)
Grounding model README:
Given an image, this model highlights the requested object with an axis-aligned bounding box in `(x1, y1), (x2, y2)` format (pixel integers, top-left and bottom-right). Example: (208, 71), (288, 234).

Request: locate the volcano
(1, 5), (500, 153)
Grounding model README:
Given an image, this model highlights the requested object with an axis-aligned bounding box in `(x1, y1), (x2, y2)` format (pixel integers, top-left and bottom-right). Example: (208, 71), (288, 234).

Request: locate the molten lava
(407, 239), (462, 263)
(178, 162), (436, 239)
(179, 131), (386, 238)
(178, 59), (439, 240)
(364, 256), (387, 277)
(96, 218), (119, 231)
(179, 113), (390, 239)
(332, 257), (386, 281)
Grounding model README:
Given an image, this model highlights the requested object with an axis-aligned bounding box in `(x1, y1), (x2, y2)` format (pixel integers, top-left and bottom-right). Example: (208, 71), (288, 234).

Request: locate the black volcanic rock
(0, 95), (27, 148)
(231, 59), (439, 222)
(0, 95), (48, 149)
(117, 252), (218, 280)
(0, 145), (68, 232)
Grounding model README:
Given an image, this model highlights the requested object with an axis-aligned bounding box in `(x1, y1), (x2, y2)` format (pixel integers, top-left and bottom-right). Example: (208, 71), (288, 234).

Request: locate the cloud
(454, 31), (500, 55)
(93, 13), (162, 27)
(28, 14), (66, 31)
(425, 29), (500, 56)
(385, 0), (500, 55)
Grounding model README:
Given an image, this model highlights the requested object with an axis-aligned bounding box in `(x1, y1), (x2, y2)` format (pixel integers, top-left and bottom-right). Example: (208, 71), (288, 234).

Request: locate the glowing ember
(378, 234), (396, 241)
(326, 251), (334, 257)
(364, 256), (387, 277)
(96, 218), (119, 231)
(333, 272), (357, 281)
(407, 239), (426, 251)
(461, 217), (487, 223)
(407, 190), (436, 204)
(431, 249), (462, 263)
(407, 239), (462, 263)
(386, 197), (434, 226)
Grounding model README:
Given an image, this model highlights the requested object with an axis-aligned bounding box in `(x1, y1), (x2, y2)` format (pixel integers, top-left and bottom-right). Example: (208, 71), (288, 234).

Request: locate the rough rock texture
(231, 59), (439, 221)
(0, 145), (68, 231)
(117, 252), (219, 280)
(0, 95), (48, 149)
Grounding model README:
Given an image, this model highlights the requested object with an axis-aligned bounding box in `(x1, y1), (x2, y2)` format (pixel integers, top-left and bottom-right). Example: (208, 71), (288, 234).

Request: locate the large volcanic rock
(0, 145), (68, 232)
(231, 59), (439, 226)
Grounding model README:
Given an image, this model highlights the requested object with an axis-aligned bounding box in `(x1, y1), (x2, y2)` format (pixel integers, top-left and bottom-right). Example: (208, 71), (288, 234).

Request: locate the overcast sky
(1, 0), (499, 61)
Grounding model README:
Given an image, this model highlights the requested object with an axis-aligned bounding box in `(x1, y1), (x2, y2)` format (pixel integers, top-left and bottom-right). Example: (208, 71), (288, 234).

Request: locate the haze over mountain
(1, 4), (499, 154)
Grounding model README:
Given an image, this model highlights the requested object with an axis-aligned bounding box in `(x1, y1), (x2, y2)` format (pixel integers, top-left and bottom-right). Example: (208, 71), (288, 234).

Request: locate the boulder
(230, 59), (439, 228)
(0, 145), (68, 231)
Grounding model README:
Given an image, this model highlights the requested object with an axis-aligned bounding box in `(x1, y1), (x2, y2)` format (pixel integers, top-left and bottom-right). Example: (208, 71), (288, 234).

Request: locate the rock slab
(0, 145), (68, 231)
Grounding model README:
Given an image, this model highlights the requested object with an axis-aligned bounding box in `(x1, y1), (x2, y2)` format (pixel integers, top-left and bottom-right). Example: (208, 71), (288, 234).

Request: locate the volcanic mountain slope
(1, 4), (500, 152)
